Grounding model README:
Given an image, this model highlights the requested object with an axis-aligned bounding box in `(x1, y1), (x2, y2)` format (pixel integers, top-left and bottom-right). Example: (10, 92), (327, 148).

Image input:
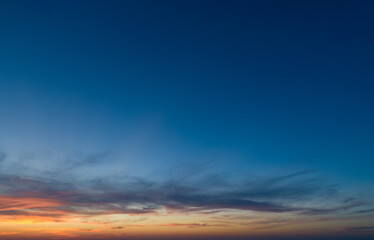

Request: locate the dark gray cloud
(301, 198), (363, 215)
(354, 208), (374, 214)
(345, 226), (374, 233)
(112, 226), (124, 229)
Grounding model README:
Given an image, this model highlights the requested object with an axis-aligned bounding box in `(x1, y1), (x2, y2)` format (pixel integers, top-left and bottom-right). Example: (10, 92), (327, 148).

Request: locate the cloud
(0, 152), (6, 162)
(111, 226), (124, 230)
(0, 168), (363, 224)
(354, 208), (374, 214)
(301, 198), (363, 215)
(345, 226), (374, 233)
(157, 223), (228, 228)
(0, 151), (367, 224)
(60, 151), (112, 173)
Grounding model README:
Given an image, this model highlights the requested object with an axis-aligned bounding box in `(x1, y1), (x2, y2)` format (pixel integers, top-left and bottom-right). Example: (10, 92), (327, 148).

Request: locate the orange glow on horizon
(0, 193), (370, 240)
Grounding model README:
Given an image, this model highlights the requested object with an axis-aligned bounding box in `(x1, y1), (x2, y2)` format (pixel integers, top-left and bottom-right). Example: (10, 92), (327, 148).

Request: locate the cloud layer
(0, 168), (364, 222)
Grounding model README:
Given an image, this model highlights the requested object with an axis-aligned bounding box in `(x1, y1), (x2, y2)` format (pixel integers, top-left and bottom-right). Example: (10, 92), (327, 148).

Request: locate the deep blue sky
(1, 0), (373, 177)
(0, 1), (374, 237)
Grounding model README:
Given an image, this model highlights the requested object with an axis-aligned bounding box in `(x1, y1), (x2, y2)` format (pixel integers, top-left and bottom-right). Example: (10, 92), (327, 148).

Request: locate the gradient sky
(0, 0), (374, 239)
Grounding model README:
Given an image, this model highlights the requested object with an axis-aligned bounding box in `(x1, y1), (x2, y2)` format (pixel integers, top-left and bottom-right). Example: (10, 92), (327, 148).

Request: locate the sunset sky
(0, 0), (374, 239)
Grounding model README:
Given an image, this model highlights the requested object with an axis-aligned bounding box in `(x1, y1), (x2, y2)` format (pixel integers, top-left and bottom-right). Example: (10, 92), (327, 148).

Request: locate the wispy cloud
(354, 208), (374, 214)
(0, 149), (369, 228)
(111, 226), (124, 230)
(345, 226), (374, 233)
(0, 171), (363, 223)
(0, 152), (6, 162)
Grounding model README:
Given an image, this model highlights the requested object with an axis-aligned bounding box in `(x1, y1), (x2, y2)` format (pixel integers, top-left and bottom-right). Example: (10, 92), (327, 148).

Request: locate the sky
(0, 0), (373, 239)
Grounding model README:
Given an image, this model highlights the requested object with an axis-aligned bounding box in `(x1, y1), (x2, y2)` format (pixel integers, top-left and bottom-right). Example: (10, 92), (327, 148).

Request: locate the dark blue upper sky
(0, 0), (374, 187)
